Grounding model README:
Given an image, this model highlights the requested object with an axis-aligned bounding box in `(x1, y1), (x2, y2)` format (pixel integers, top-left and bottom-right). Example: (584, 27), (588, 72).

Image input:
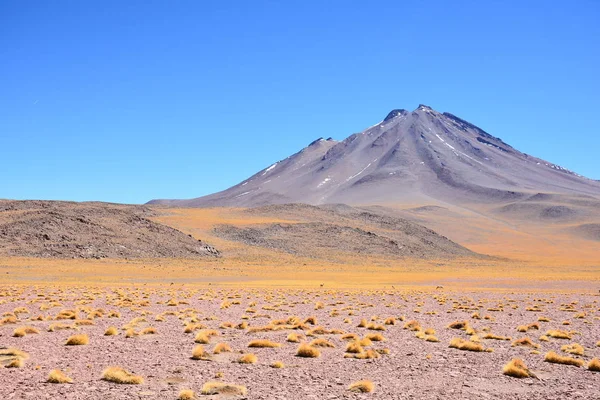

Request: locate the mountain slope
(212, 203), (478, 259)
(0, 200), (220, 259)
(148, 105), (600, 207)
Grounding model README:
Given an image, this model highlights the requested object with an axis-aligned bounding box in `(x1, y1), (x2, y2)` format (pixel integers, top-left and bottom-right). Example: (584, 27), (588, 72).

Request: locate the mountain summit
(149, 105), (600, 207)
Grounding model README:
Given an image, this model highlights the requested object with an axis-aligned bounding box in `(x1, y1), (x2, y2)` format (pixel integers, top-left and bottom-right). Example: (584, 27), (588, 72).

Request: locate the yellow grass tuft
(482, 333), (511, 341)
(271, 361), (284, 368)
(101, 366), (144, 384)
(341, 333), (359, 341)
(448, 320), (469, 330)
(366, 323), (386, 331)
(237, 353), (258, 364)
(425, 335), (440, 342)
(588, 358), (600, 372)
(502, 358), (535, 378)
(65, 334), (89, 346)
(213, 342), (232, 354)
(191, 345), (211, 360)
(125, 328), (138, 338)
(195, 329), (219, 344)
(511, 337), (540, 349)
(13, 326), (39, 337)
(310, 338), (335, 348)
(1, 348), (28, 368)
(543, 351), (584, 367)
(546, 329), (571, 339)
(140, 327), (157, 335)
(345, 349), (380, 359)
(561, 343), (584, 356)
(248, 339), (281, 348)
(346, 341), (364, 354)
(178, 389), (196, 400)
(348, 380), (374, 393)
(104, 326), (118, 336)
(403, 320), (421, 331)
(48, 322), (78, 332)
(449, 337), (486, 352)
(296, 343), (320, 358)
(47, 369), (73, 383)
(286, 333), (301, 343)
(200, 382), (247, 396)
(365, 333), (385, 342)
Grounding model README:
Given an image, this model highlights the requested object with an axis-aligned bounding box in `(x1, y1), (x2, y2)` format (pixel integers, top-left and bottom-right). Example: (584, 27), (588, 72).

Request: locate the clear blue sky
(2, 1), (599, 204)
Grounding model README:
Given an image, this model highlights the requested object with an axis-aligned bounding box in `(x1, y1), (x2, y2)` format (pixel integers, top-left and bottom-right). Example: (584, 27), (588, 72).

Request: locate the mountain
(148, 105), (600, 207)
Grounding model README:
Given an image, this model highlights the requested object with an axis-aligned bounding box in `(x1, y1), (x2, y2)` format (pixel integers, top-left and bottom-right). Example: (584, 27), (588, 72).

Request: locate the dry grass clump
(13, 326), (39, 337)
(0, 348), (29, 368)
(538, 316), (551, 322)
(286, 333), (301, 343)
(140, 327), (157, 335)
(48, 322), (78, 332)
(357, 318), (368, 328)
(213, 342), (232, 354)
(310, 338), (335, 348)
(425, 335), (440, 342)
(345, 349), (380, 359)
(101, 366), (144, 384)
(125, 328), (138, 338)
(561, 343), (584, 356)
(1, 315), (18, 325)
(104, 326), (118, 336)
(366, 323), (386, 331)
(449, 337), (487, 352)
(448, 320), (469, 330)
(47, 369), (73, 383)
(502, 358), (535, 378)
(512, 337), (540, 349)
(75, 319), (95, 326)
(384, 317), (396, 325)
(482, 333), (511, 341)
(304, 316), (317, 325)
(200, 382), (247, 396)
(194, 329), (219, 344)
(546, 329), (571, 339)
(271, 361), (284, 368)
(248, 339), (281, 348)
(191, 345), (211, 360)
(306, 326), (332, 336)
(403, 320), (421, 331)
(296, 343), (321, 358)
(348, 380), (374, 393)
(346, 341), (364, 354)
(365, 333), (385, 342)
(517, 323), (540, 332)
(588, 358), (600, 372)
(178, 389), (196, 400)
(237, 353), (258, 364)
(341, 333), (359, 341)
(543, 351), (584, 367)
(65, 334), (89, 346)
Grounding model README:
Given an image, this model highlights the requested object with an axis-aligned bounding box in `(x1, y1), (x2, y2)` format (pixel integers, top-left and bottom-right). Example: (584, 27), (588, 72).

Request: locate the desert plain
(0, 204), (599, 399)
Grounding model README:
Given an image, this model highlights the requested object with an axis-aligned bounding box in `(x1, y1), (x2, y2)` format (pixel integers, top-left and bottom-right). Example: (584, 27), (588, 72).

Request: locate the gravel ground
(0, 285), (598, 399)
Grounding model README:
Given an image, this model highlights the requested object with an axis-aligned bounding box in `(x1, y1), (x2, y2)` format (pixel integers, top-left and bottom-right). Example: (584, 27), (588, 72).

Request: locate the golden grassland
(0, 206), (597, 291)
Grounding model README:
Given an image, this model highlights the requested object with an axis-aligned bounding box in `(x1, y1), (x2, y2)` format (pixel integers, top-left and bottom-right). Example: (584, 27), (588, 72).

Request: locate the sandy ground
(1, 285), (599, 399)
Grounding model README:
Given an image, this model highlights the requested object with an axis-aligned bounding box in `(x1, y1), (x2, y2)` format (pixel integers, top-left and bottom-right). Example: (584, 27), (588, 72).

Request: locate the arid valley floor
(1, 205), (599, 399)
